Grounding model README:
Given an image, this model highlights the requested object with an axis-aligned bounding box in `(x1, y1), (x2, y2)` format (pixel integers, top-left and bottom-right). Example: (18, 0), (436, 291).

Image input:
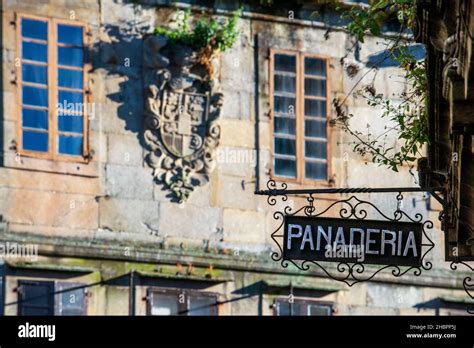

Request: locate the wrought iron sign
(255, 180), (445, 287)
(450, 258), (474, 314)
(257, 180), (474, 313)
(143, 36), (223, 203)
(284, 216), (423, 267)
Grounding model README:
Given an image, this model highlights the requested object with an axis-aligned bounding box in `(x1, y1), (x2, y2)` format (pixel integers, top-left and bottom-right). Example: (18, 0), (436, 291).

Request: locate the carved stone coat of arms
(143, 35), (223, 202)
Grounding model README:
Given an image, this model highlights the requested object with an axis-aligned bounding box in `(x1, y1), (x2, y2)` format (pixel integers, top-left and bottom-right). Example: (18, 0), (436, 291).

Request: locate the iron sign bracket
(255, 180), (474, 313)
(256, 183), (450, 232)
(255, 185), (447, 207)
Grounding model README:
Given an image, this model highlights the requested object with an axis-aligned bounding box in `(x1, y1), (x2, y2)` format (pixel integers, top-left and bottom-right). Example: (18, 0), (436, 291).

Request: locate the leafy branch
(331, 0), (428, 174)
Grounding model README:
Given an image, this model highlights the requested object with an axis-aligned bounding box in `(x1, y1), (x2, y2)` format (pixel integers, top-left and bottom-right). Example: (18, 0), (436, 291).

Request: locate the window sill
(270, 175), (339, 200)
(3, 151), (100, 177)
(271, 175), (334, 188)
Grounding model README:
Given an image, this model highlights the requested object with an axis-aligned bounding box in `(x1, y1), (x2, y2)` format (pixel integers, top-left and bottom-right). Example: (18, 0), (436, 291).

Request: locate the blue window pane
(22, 64), (47, 84)
(274, 158), (296, 178)
(305, 162), (327, 180)
(22, 41), (47, 62)
(22, 131), (48, 152)
(58, 69), (83, 89)
(277, 301), (301, 316)
(21, 19), (47, 41)
(23, 86), (48, 107)
(58, 25), (83, 45)
(305, 141), (327, 159)
(58, 112), (83, 133)
(305, 119), (327, 138)
(58, 47), (83, 67)
(305, 58), (326, 76)
(274, 96), (296, 114)
(305, 78), (326, 97)
(304, 99), (326, 117)
(274, 137), (296, 156)
(58, 90), (83, 106)
(58, 135), (83, 156)
(274, 117), (296, 135)
(274, 74), (296, 93)
(274, 55), (296, 73)
(22, 108), (48, 130)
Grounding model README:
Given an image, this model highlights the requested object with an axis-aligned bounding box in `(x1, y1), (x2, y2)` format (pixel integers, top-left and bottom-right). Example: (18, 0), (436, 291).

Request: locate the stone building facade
(0, 0), (471, 316)
(416, 0), (474, 261)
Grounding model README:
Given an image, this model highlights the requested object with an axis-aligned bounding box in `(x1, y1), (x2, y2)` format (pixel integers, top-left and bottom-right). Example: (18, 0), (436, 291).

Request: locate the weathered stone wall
(0, 0), (429, 252)
(2, 255), (469, 315)
(0, 0), (468, 315)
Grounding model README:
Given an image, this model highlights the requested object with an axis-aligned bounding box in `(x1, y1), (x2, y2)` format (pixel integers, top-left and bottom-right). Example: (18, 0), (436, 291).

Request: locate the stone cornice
(0, 229), (470, 289)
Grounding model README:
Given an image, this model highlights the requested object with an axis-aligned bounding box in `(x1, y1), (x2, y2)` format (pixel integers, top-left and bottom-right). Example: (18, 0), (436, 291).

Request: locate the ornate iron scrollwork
(450, 239), (474, 314)
(259, 179), (474, 313)
(262, 180), (435, 287)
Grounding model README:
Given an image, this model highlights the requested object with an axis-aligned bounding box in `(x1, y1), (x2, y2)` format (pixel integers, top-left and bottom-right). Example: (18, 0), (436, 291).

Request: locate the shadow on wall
(87, 2), (179, 202)
(364, 43), (426, 68)
(232, 281), (339, 315)
(89, 1), (244, 203)
(232, 281), (265, 316)
(414, 297), (472, 315)
(88, 13), (152, 148)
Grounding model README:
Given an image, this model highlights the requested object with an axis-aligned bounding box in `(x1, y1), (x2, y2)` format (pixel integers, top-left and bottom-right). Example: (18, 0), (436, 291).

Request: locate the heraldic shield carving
(143, 35), (223, 202)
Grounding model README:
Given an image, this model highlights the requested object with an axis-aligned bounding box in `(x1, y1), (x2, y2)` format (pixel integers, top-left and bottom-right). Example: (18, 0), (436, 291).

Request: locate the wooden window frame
(54, 281), (87, 316)
(269, 49), (332, 186)
(15, 13), (90, 163)
(17, 279), (55, 316)
(17, 279), (87, 316)
(146, 287), (219, 316)
(273, 297), (333, 316)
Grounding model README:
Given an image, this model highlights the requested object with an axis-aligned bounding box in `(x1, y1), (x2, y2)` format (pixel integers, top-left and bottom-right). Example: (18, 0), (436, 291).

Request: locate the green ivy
(155, 8), (242, 52)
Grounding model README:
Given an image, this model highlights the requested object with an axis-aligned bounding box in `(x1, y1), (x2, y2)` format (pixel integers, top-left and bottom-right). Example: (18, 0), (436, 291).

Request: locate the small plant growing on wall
(154, 8), (242, 76)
